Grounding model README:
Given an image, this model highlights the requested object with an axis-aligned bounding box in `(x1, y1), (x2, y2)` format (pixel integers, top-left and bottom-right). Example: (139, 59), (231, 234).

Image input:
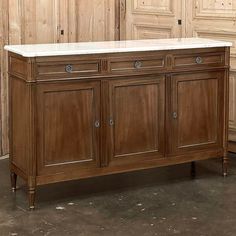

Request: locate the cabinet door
(106, 76), (165, 167)
(168, 71), (225, 155)
(37, 81), (101, 175)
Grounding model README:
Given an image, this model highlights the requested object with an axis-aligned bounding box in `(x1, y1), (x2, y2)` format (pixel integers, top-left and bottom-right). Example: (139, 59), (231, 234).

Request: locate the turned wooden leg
(28, 187), (36, 210)
(10, 172), (17, 192)
(28, 177), (36, 210)
(222, 154), (228, 177)
(191, 161), (196, 178)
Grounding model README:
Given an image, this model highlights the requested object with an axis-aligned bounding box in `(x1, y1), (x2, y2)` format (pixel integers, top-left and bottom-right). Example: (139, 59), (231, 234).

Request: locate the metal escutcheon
(95, 120), (100, 128)
(134, 60), (142, 69)
(65, 64), (73, 73)
(109, 119), (114, 126)
(173, 112), (178, 119)
(195, 56), (203, 64)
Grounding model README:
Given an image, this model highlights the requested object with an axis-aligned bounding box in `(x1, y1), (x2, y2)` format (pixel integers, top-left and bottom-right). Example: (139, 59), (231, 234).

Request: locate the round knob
(134, 61), (142, 69)
(65, 64), (73, 73)
(95, 120), (100, 128)
(173, 112), (178, 119)
(195, 57), (203, 64)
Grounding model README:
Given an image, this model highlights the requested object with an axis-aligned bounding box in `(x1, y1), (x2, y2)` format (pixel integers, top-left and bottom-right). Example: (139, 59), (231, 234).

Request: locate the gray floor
(1, 156), (236, 236)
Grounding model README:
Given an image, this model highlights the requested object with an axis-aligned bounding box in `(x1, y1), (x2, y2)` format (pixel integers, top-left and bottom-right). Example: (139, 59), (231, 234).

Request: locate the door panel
(37, 81), (101, 175)
(120, 0), (185, 40)
(169, 71), (224, 155)
(107, 76), (165, 166)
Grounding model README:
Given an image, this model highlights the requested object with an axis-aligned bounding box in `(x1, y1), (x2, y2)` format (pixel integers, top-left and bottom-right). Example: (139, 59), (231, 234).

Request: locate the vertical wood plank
(0, 0), (9, 155)
(8, 0), (22, 44)
(58, 0), (69, 43)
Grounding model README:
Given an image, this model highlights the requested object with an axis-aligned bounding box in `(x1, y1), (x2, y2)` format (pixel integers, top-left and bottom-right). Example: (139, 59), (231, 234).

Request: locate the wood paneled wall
(120, 0), (186, 39)
(8, 0), (116, 44)
(1, 0), (236, 155)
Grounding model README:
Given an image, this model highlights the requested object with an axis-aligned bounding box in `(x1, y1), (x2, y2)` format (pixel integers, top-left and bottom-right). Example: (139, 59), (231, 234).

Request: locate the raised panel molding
(132, 0), (174, 16)
(193, 0), (236, 19)
(132, 24), (173, 39)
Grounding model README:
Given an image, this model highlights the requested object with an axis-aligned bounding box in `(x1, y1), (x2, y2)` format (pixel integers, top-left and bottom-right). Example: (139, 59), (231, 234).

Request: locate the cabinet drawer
(109, 56), (165, 73)
(172, 52), (225, 69)
(37, 60), (101, 78)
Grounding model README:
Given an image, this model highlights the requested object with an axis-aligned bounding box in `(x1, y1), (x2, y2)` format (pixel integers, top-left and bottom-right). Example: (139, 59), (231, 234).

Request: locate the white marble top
(4, 38), (232, 57)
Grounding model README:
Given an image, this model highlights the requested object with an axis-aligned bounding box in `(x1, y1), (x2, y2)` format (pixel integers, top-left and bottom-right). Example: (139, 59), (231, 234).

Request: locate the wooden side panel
(37, 81), (101, 175)
(169, 71), (224, 155)
(10, 78), (29, 173)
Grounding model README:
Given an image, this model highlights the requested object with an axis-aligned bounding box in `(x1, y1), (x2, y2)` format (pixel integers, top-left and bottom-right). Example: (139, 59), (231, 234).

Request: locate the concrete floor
(1, 156), (236, 236)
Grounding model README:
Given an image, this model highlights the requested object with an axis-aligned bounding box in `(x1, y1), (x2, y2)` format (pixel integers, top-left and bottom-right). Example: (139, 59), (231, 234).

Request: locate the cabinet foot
(10, 172), (17, 192)
(222, 155), (228, 177)
(191, 161), (196, 178)
(28, 187), (36, 210)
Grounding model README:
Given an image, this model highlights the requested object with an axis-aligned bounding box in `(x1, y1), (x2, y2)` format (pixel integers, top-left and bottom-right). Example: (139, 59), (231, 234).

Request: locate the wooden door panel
(37, 81), (101, 175)
(114, 84), (158, 155)
(121, 0), (184, 40)
(107, 76), (165, 166)
(170, 71), (224, 154)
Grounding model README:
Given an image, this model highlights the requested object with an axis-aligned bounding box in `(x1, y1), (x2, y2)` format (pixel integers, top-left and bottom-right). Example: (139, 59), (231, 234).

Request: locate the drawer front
(37, 60), (101, 79)
(173, 52), (225, 69)
(109, 56), (165, 73)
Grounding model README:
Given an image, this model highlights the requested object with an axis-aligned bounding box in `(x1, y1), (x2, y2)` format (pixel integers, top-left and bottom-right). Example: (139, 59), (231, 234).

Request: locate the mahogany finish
(8, 47), (230, 209)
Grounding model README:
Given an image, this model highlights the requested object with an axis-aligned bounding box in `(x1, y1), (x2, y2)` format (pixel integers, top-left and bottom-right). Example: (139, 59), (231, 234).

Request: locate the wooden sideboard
(5, 39), (231, 209)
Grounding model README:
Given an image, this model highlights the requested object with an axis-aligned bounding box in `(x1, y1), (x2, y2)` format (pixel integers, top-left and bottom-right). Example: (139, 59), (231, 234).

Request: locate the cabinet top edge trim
(4, 38), (232, 58)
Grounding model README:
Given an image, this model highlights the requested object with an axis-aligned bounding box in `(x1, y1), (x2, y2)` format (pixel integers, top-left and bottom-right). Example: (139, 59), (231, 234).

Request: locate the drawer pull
(196, 57), (203, 64)
(94, 120), (100, 128)
(65, 64), (73, 73)
(134, 61), (142, 69)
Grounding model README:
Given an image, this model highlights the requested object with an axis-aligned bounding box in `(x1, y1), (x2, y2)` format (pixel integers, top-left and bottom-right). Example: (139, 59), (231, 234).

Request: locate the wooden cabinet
(7, 46), (230, 209)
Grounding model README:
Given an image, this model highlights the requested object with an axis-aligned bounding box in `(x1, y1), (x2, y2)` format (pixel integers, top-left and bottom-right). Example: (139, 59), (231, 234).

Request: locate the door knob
(109, 119), (114, 126)
(94, 120), (100, 128)
(173, 112), (178, 119)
